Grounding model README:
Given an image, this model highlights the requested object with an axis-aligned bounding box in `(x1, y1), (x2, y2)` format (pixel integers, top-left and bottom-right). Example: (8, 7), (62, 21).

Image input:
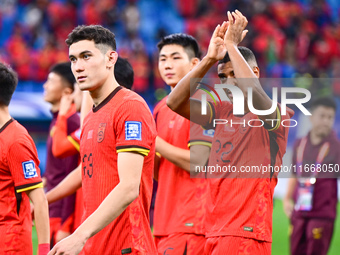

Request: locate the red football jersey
(205, 102), (293, 242)
(153, 96), (211, 237)
(52, 107), (81, 158)
(80, 86), (157, 254)
(0, 119), (43, 254)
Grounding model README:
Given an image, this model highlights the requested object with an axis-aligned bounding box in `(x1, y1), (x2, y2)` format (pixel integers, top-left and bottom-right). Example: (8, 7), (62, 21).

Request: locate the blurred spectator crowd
(0, 0), (340, 104)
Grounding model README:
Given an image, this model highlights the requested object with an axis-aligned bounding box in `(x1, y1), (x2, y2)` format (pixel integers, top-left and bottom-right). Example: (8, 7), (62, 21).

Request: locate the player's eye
(70, 57), (76, 62)
(159, 58), (166, 62)
(84, 54), (90, 59)
(173, 57), (181, 60)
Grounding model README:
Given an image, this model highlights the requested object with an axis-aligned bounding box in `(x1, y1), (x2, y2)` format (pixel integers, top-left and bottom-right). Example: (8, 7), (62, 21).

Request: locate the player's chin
(43, 95), (52, 103)
(167, 79), (179, 88)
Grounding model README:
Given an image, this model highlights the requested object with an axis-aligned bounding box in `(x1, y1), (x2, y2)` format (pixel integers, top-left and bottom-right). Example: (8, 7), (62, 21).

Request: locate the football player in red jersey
(167, 11), (294, 254)
(46, 57), (135, 232)
(49, 25), (157, 255)
(153, 33), (212, 255)
(0, 63), (50, 255)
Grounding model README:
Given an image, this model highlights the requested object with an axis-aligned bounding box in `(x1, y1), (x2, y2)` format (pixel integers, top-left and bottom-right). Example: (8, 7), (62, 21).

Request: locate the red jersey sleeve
(52, 106), (80, 158)
(115, 100), (156, 156)
(8, 136), (42, 193)
(189, 122), (214, 148)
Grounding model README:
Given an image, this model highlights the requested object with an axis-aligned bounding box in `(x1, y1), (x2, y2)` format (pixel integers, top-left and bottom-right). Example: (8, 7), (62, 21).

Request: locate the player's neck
(90, 75), (119, 107)
(0, 106), (11, 129)
(310, 130), (328, 145)
(50, 102), (60, 113)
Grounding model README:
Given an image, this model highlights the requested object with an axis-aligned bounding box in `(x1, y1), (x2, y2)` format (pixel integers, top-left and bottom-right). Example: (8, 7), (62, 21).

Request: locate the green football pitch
(32, 199), (340, 254)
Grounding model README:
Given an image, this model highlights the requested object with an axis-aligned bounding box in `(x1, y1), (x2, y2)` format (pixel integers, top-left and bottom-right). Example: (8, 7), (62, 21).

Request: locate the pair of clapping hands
(207, 10), (248, 61)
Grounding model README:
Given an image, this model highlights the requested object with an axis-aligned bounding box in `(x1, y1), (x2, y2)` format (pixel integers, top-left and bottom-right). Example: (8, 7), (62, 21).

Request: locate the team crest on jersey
(97, 123), (107, 143)
(125, 121), (142, 140)
(22, 160), (38, 179)
(203, 129), (215, 137)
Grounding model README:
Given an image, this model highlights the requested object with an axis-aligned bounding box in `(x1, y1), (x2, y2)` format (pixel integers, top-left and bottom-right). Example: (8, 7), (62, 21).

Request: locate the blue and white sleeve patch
(22, 160), (38, 179)
(203, 129), (215, 137)
(125, 121), (142, 140)
(75, 129), (81, 140)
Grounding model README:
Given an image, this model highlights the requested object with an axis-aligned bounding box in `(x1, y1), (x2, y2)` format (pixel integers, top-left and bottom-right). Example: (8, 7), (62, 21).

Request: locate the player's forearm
(28, 188), (50, 244)
(284, 178), (297, 202)
(153, 154), (161, 181)
(52, 115), (70, 158)
(34, 201), (50, 244)
(167, 56), (216, 116)
(190, 145), (211, 172)
(73, 182), (139, 242)
(225, 44), (276, 119)
(46, 164), (82, 204)
(156, 137), (191, 171)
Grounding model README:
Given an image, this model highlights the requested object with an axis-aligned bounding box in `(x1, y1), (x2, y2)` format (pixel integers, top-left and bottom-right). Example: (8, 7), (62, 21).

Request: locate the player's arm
(283, 178), (297, 218)
(26, 187), (50, 255)
(156, 136), (191, 171)
(48, 152), (144, 255)
(52, 94), (79, 158)
(167, 22), (230, 126)
(156, 136), (211, 173)
(190, 143), (211, 173)
(153, 153), (161, 181)
(46, 164), (82, 204)
(224, 10), (276, 123)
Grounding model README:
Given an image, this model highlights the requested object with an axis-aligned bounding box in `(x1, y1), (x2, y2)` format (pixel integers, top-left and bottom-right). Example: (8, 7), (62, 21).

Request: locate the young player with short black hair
(0, 63), (50, 255)
(49, 25), (157, 255)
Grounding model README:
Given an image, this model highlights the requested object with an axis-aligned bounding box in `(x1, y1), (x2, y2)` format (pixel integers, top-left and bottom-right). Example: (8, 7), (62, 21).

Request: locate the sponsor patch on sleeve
(22, 160), (38, 179)
(125, 121), (142, 141)
(203, 129), (215, 137)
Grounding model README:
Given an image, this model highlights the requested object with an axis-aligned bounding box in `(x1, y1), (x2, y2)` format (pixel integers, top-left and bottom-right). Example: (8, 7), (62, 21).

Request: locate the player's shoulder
(1, 119), (32, 146)
(153, 96), (168, 113)
(117, 87), (151, 112)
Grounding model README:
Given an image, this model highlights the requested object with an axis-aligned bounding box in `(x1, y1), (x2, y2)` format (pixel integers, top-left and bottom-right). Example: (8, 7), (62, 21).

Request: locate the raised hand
(224, 10), (248, 47)
(206, 21), (229, 62)
(59, 94), (74, 116)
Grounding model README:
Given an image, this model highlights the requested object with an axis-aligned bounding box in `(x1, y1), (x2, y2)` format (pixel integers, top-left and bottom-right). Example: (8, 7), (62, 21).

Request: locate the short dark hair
(115, 57), (134, 90)
(65, 25), (116, 52)
(157, 33), (201, 59)
(219, 46), (257, 66)
(311, 97), (337, 112)
(50, 62), (75, 91)
(0, 63), (18, 106)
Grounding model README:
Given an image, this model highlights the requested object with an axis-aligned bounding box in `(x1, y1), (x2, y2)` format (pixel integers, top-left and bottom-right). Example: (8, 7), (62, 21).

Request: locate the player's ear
(253, 66), (260, 78)
(62, 86), (73, 96)
(190, 57), (200, 70)
(106, 51), (118, 69)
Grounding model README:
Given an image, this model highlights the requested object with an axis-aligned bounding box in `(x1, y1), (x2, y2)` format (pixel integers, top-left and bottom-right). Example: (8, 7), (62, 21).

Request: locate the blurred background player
(46, 57), (135, 231)
(42, 62), (80, 245)
(49, 25), (157, 254)
(153, 33), (212, 254)
(284, 97), (340, 255)
(167, 11), (294, 254)
(0, 63), (50, 255)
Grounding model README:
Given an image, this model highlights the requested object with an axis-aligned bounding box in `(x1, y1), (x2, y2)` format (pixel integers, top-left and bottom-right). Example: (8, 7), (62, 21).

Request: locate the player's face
(158, 44), (194, 88)
(43, 72), (66, 104)
(217, 62), (238, 104)
(310, 106), (335, 137)
(69, 40), (110, 92)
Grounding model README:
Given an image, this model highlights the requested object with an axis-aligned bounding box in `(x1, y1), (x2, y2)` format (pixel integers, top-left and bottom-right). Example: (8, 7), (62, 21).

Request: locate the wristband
(38, 243), (50, 255)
